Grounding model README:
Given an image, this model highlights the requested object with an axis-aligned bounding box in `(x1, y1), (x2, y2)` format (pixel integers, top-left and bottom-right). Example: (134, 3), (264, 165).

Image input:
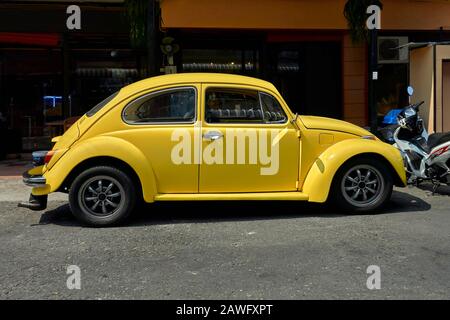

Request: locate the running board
(154, 192), (309, 201)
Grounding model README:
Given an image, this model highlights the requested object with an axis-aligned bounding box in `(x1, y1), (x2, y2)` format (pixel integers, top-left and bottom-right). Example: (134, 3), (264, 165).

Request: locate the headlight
(361, 135), (377, 141)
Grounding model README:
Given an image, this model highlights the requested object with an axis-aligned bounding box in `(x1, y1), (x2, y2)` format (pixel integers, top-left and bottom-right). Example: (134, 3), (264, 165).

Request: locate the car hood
(299, 116), (371, 137)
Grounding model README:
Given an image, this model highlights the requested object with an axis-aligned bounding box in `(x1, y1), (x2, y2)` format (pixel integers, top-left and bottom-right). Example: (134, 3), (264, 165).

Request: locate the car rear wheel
(69, 166), (137, 226)
(331, 157), (393, 213)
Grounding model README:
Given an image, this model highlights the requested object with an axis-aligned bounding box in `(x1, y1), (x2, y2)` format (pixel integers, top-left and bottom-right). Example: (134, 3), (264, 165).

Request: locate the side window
(259, 92), (287, 123)
(205, 88), (264, 124)
(123, 87), (196, 124)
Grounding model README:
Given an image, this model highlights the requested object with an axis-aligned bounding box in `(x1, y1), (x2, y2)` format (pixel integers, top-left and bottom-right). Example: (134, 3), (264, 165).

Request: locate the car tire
(69, 166), (137, 226)
(330, 157), (393, 213)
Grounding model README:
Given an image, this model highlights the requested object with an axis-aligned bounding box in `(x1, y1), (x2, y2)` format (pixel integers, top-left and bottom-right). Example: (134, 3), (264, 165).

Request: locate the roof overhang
(394, 41), (450, 50)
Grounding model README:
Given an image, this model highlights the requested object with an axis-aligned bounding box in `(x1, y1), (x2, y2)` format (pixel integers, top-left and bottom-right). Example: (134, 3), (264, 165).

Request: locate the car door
(199, 83), (300, 193)
(120, 85), (200, 193)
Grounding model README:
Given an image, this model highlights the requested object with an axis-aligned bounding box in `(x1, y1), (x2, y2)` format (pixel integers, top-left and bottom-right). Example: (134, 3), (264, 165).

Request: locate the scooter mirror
(407, 86), (414, 96)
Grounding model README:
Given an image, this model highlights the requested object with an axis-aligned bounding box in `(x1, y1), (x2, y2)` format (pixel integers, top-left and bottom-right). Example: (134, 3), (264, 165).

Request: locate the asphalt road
(0, 179), (449, 299)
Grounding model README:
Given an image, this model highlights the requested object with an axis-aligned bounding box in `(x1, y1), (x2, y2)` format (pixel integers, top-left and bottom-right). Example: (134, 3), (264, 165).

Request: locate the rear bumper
(19, 168), (49, 210)
(23, 170), (46, 187)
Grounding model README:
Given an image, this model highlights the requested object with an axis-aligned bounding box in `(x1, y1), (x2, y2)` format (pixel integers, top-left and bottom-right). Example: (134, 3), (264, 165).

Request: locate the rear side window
(86, 92), (118, 117)
(123, 87), (196, 124)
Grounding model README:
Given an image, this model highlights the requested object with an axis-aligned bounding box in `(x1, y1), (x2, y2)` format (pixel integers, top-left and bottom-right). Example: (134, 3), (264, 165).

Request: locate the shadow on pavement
(38, 189), (431, 227)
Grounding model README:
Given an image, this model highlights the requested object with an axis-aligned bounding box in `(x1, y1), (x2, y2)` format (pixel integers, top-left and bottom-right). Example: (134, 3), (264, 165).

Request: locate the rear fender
(32, 136), (157, 202)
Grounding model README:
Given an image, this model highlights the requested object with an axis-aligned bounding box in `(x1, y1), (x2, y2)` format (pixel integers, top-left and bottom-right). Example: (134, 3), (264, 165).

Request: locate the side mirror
(407, 86), (414, 96)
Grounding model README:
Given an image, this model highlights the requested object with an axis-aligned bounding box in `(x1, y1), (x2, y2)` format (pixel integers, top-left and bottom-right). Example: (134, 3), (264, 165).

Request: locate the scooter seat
(427, 132), (450, 151)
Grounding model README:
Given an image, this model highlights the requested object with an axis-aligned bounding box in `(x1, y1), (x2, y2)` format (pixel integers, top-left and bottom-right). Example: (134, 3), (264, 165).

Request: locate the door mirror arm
(290, 113), (301, 137)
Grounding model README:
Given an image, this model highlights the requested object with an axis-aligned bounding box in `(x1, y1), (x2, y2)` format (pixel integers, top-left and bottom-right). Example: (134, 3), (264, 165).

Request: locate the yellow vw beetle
(19, 73), (406, 226)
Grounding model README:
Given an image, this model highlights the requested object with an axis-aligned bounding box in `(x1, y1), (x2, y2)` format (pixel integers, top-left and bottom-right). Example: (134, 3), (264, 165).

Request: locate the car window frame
(202, 85), (290, 126)
(122, 86), (198, 125)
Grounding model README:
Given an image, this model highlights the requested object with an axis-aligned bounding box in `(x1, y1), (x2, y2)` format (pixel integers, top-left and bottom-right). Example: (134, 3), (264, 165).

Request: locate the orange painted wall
(343, 35), (367, 126)
(161, 0), (450, 31)
(161, 0), (347, 30)
(435, 45), (450, 132)
(410, 46), (434, 132)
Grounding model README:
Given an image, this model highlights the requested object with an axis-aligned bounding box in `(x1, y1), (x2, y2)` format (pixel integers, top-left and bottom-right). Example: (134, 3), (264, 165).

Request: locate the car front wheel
(69, 166), (137, 226)
(331, 157), (393, 213)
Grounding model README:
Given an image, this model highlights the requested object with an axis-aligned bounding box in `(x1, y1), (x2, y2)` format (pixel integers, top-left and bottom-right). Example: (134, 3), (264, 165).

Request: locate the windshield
(86, 91), (118, 117)
(404, 107), (416, 118)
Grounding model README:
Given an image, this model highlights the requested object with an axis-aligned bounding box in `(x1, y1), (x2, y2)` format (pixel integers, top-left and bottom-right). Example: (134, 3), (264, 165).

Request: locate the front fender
(302, 139), (406, 203)
(32, 136), (158, 202)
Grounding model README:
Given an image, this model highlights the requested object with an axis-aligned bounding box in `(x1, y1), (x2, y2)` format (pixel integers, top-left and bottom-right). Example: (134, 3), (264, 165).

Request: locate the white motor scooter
(393, 86), (450, 192)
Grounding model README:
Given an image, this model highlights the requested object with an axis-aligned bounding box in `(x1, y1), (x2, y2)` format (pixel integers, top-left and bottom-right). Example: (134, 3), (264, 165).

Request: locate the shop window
(72, 49), (139, 116)
(43, 95), (63, 120)
(0, 49), (63, 141)
(276, 51), (300, 73)
(182, 49), (257, 74)
(123, 87), (196, 124)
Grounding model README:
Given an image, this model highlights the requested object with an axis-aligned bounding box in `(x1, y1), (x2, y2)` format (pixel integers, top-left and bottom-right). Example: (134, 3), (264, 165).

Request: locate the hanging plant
(344, 0), (383, 43)
(124, 0), (148, 48)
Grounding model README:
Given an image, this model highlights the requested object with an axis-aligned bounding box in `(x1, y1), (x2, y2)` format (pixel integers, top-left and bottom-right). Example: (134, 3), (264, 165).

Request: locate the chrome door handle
(203, 131), (223, 141)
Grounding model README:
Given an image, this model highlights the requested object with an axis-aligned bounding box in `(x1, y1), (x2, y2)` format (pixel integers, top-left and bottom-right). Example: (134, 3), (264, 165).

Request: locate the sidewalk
(0, 158), (66, 201)
(0, 159), (32, 178)
(0, 158), (33, 202)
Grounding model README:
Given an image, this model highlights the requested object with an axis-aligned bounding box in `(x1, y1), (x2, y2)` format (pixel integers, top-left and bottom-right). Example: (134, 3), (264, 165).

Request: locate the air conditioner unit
(377, 36), (409, 64)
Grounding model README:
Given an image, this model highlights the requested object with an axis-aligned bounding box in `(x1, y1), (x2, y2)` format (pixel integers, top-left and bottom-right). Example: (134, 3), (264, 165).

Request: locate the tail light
(44, 150), (56, 164)
(32, 150), (48, 166)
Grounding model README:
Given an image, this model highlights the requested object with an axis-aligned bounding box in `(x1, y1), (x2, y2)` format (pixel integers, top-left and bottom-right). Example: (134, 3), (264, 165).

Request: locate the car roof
(120, 73), (278, 95)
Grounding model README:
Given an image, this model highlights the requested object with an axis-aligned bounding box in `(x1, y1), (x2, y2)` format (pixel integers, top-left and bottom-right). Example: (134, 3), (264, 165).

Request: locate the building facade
(1, 0), (450, 157)
(160, 0), (450, 129)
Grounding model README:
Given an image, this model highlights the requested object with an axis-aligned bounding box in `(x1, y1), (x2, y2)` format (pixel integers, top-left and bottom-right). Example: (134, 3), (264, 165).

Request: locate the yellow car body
(22, 73), (406, 225)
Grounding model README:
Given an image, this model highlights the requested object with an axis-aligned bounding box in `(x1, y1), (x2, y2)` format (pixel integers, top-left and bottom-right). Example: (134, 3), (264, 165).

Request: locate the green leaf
(124, 0), (148, 48)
